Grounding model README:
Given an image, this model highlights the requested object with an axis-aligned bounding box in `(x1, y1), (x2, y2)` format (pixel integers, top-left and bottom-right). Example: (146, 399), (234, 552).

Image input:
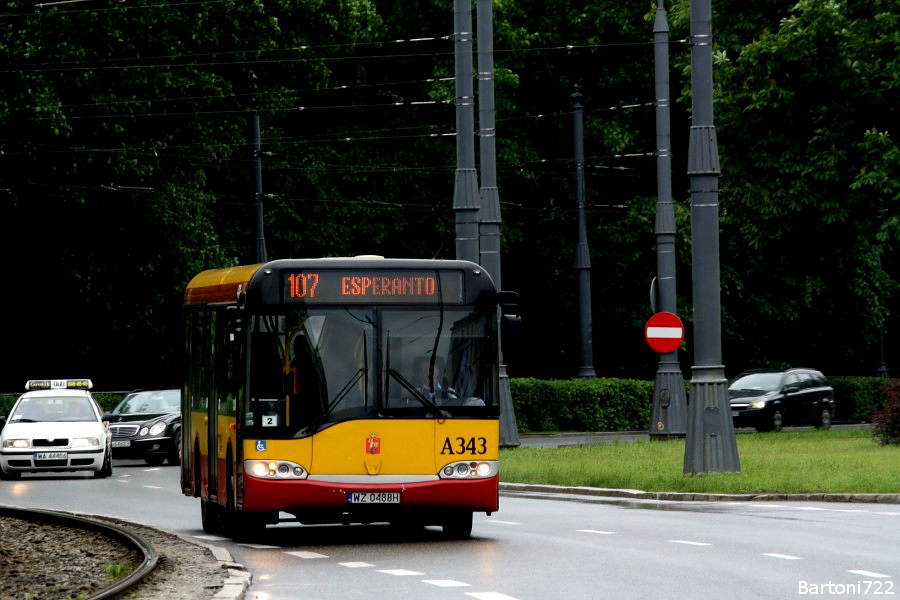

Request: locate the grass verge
(500, 428), (900, 495)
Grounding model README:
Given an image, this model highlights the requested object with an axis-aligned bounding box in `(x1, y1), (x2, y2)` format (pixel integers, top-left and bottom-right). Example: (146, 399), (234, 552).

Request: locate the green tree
(703, 0), (900, 373)
(0, 0), (379, 389)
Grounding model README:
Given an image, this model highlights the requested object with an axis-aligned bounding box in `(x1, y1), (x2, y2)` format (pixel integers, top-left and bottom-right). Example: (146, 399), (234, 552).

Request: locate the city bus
(180, 256), (516, 540)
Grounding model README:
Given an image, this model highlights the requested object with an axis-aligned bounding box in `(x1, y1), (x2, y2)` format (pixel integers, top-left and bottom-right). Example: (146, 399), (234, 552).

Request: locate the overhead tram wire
(0, 32), (679, 74)
(4, 97), (655, 152)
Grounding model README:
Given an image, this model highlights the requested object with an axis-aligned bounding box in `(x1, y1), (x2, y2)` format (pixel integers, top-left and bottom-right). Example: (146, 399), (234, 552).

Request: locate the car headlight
(71, 437), (100, 447)
(2, 439), (29, 449)
(148, 422), (167, 436)
(439, 460), (498, 479)
(750, 399), (767, 409)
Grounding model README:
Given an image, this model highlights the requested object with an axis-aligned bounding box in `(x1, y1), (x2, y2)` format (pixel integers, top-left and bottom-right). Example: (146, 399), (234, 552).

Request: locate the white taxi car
(0, 379), (113, 479)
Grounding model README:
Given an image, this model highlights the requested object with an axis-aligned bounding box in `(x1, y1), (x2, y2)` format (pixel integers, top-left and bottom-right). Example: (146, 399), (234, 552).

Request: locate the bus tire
(442, 510), (473, 540)
(201, 499), (222, 534)
(228, 510), (266, 542)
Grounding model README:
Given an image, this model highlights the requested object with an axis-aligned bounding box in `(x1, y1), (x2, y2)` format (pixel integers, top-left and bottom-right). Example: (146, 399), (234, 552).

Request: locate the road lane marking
(142, 485), (163, 489)
(486, 520), (521, 525)
(670, 540), (711, 546)
(848, 570), (891, 578)
(467, 594), (521, 600)
(423, 580), (471, 587)
(194, 535), (229, 541)
(763, 553), (802, 560)
(578, 529), (616, 535)
(285, 551), (328, 559)
(340, 562), (375, 568)
(378, 569), (424, 576)
(240, 544), (279, 549)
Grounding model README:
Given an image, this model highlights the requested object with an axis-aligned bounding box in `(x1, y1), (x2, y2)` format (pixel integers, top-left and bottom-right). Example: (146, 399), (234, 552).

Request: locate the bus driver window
(285, 332), (325, 428)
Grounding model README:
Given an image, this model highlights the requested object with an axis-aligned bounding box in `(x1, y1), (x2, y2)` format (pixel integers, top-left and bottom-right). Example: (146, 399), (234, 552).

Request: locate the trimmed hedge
(829, 376), (894, 422)
(509, 376), (898, 433)
(509, 377), (654, 433)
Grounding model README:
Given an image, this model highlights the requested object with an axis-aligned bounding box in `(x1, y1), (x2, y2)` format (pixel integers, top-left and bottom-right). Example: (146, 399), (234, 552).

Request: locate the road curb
(175, 533), (252, 600)
(500, 482), (900, 504)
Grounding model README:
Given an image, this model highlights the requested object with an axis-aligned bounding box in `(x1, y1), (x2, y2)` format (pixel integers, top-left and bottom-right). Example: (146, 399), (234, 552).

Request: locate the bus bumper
(240, 474), (499, 514)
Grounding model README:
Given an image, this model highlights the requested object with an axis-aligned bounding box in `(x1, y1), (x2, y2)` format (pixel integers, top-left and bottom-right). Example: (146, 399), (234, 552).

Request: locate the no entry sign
(644, 312), (684, 353)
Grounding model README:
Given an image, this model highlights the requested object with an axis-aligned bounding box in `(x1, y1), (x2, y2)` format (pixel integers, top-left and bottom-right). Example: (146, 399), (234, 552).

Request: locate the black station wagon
(729, 368), (835, 432)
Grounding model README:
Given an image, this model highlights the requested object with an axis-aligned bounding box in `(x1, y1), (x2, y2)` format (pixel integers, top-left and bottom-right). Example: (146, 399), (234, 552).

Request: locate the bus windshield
(244, 305), (497, 437)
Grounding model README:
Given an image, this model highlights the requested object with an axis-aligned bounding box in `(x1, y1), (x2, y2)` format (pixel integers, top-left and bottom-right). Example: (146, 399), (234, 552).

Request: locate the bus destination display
(283, 270), (464, 304)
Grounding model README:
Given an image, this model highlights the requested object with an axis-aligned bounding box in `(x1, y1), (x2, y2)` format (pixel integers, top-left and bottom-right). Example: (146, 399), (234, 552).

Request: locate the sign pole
(651, 0), (686, 438)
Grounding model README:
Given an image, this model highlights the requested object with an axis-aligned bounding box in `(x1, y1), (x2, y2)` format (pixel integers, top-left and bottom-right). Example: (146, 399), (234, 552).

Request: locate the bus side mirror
(498, 290), (520, 354)
(498, 290), (519, 307)
(226, 305), (244, 343)
(501, 314), (521, 356)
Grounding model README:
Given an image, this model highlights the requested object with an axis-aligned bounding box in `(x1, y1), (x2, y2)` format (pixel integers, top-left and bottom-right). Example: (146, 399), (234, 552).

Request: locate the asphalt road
(1, 455), (896, 600)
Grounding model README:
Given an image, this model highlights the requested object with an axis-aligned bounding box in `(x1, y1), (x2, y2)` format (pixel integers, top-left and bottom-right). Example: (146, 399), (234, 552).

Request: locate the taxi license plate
(35, 452), (67, 460)
(348, 492), (400, 504)
(112, 440), (131, 448)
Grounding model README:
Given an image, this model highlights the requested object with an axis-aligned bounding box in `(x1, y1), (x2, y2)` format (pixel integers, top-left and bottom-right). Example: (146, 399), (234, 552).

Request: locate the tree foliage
(1, 0), (899, 391)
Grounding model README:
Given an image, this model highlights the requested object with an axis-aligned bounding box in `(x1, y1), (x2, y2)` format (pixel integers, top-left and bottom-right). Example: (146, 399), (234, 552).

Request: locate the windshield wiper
(386, 369), (443, 415)
(303, 368), (367, 434)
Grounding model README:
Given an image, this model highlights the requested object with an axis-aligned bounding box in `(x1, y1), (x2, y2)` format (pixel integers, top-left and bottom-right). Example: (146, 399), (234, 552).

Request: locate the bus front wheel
(442, 510), (473, 540)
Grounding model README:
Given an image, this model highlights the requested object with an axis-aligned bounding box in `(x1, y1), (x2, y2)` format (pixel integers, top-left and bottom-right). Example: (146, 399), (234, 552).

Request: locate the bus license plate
(35, 452), (67, 460)
(348, 492), (400, 504)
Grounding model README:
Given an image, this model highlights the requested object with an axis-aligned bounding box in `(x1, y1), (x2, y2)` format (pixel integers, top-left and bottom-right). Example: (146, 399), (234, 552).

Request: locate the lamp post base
(684, 365), (740, 474)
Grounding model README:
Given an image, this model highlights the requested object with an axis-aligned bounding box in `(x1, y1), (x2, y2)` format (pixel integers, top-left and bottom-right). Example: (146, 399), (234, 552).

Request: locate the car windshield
(113, 390), (180, 414)
(9, 396), (97, 422)
(729, 372), (782, 392)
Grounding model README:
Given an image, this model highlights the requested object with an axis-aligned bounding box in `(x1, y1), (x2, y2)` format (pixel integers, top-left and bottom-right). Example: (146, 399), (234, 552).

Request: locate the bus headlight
(438, 460), (498, 479)
(245, 460), (308, 479)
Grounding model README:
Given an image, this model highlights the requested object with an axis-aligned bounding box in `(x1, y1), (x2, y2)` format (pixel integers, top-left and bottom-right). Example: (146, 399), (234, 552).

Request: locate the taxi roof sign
(25, 379), (93, 391)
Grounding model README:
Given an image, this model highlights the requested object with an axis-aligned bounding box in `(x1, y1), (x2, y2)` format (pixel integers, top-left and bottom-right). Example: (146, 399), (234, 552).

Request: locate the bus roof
(184, 264), (263, 305)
